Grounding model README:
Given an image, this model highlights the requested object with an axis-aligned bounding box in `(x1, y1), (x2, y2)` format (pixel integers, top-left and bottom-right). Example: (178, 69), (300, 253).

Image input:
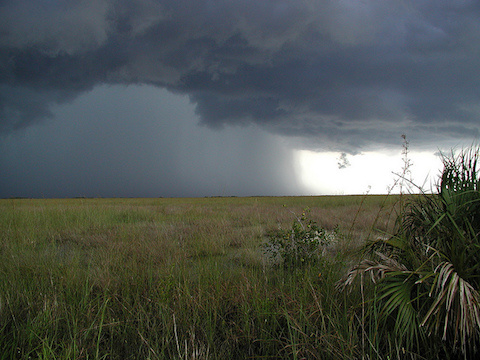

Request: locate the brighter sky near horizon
(296, 150), (443, 195)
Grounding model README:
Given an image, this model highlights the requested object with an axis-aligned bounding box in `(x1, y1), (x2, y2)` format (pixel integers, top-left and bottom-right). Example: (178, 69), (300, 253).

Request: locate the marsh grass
(0, 196), (398, 359)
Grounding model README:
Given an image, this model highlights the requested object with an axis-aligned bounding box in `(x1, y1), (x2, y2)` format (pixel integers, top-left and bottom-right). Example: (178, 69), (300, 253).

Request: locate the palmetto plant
(340, 146), (480, 358)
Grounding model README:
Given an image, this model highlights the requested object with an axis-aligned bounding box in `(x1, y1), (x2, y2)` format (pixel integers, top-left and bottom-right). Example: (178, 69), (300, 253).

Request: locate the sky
(1, 0), (479, 198)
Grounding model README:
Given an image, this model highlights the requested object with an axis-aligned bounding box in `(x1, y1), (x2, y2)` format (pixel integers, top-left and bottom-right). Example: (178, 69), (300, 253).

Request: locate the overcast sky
(1, 0), (479, 198)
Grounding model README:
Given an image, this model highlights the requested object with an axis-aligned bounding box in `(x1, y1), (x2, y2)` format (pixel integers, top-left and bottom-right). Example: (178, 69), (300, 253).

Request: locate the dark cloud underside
(1, 0), (479, 151)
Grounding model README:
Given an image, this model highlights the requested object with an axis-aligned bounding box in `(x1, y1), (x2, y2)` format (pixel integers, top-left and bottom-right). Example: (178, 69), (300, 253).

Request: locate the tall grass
(7, 146), (478, 359)
(0, 196), (398, 359)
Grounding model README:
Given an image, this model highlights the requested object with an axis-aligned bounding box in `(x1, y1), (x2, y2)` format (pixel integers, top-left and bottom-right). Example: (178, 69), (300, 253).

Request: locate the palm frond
(421, 260), (480, 354)
(377, 272), (424, 350)
(337, 250), (407, 290)
(339, 145), (480, 358)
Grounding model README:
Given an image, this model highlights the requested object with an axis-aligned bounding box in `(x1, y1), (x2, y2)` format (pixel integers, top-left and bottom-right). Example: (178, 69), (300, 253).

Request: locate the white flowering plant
(264, 209), (338, 268)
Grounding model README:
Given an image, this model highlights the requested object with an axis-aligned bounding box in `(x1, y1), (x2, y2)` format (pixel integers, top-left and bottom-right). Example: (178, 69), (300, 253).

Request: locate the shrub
(264, 209), (338, 268)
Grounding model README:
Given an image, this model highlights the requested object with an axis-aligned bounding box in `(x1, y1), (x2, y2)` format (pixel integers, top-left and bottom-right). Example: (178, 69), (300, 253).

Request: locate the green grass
(1, 195), (398, 359)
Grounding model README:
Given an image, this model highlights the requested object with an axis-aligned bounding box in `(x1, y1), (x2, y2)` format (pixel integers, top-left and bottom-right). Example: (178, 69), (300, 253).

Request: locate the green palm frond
(377, 271), (425, 350)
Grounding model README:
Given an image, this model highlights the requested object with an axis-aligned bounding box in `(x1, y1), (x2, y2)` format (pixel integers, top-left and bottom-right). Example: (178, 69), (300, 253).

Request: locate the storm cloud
(0, 85), (304, 197)
(2, 0), (480, 150)
(1, 1), (480, 198)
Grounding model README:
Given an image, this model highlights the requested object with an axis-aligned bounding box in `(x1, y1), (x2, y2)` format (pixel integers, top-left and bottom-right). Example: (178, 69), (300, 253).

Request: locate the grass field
(1, 195), (405, 359)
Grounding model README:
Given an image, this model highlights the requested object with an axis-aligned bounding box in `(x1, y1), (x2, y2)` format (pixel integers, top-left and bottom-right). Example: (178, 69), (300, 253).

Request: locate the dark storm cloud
(1, 0), (480, 150)
(0, 85), (304, 198)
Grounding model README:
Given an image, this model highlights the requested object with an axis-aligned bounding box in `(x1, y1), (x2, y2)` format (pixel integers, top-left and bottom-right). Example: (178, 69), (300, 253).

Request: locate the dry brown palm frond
(337, 251), (408, 291)
(421, 261), (480, 354)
